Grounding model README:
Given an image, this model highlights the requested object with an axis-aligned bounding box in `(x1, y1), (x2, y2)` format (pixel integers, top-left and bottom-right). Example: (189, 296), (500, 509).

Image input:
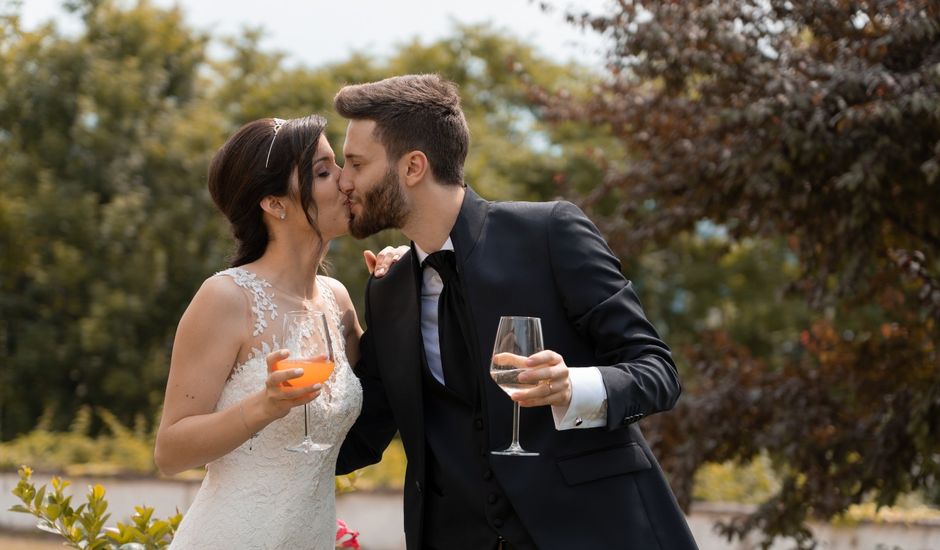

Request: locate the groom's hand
(512, 350), (572, 408)
(365, 245), (409, 277)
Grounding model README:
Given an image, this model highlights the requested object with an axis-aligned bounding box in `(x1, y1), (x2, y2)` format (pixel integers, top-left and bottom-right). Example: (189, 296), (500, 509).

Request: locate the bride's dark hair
(207, 115), (328, 267)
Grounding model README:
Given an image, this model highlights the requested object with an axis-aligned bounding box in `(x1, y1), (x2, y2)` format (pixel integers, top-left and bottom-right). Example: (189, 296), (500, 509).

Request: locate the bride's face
(289, 135), (347, 241)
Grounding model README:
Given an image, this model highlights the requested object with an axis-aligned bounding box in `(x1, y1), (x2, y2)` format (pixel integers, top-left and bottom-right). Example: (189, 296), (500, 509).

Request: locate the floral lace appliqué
(216, 267), (278, 336)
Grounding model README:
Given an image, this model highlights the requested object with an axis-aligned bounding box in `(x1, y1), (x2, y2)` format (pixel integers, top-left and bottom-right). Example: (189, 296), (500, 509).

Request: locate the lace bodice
(169, 268), (363, 550)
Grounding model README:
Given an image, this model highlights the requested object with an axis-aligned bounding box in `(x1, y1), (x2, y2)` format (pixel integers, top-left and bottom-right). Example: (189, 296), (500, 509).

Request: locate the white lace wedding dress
(169, 268), (363, 550)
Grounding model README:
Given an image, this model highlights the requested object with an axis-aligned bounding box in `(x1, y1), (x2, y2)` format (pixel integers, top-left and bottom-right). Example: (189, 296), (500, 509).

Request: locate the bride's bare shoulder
(202, 272), (250, 300)
(183, 273), (251, 322)
(319, 276), (354, 310)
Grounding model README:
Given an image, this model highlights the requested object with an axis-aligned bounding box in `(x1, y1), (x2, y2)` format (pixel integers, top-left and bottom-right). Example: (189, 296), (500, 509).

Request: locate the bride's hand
(262, 349), (322, 420)
(364, 245), (410, 277)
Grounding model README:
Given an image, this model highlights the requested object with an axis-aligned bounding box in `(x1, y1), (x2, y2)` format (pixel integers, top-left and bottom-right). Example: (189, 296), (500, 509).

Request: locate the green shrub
(9, 466), (181, 549)
(0, 407), (157, 476)
(10, 466), (362, 549)
(344, 437), (407, 491)
(693, 454), (780, 504)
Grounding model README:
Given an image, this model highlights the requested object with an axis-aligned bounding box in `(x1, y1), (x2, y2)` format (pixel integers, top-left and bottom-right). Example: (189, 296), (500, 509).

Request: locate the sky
(18, 0), (612, 68)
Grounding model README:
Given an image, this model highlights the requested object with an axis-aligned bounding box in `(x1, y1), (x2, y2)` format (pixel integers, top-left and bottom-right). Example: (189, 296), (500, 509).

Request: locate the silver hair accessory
(264, 118), (287, 168)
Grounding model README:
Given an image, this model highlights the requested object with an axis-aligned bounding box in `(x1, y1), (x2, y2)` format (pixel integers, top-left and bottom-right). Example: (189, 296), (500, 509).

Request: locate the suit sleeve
(547, 201), (681, 431)
(335, 278), (399, 474)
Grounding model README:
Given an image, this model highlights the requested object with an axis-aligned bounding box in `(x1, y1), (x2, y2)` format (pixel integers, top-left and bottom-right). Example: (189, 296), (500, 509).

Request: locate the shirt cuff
(552, 366), (608, 430)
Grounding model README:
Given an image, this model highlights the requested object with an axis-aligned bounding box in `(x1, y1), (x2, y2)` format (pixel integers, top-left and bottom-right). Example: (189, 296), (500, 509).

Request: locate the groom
(335, 74), (697, 549)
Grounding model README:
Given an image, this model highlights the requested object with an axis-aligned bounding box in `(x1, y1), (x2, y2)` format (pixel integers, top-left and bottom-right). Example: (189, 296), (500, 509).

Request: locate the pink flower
(335, 518), (361, 549)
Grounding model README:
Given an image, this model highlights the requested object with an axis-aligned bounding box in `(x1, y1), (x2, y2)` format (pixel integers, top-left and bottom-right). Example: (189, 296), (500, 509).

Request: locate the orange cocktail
(276, 359), (335, 388)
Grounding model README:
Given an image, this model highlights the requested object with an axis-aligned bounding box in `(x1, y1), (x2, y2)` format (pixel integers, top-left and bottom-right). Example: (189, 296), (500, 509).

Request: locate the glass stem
(510, 402), (522, 448)
(303, 403), (309, 438)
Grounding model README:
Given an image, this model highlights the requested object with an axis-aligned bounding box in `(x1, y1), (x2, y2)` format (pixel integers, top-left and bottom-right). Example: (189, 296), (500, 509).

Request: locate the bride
(155, 115), (399, 549)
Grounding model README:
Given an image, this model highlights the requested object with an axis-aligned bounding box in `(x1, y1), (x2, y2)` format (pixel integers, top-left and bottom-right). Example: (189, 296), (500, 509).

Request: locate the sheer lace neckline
(214, 266), (345, 378)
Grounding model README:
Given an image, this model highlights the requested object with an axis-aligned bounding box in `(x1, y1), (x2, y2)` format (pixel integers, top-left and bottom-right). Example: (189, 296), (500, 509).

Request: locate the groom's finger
(514, 377), (571, 408)
(510, 386), (543, 404)
(525, 350), (563, 368)
(517, 364), (566, 384)
(513, 359), (570, 407)
(511, 375), (562, 400)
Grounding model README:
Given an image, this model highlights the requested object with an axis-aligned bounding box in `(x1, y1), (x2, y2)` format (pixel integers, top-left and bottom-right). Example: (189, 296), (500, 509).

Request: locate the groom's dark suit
(337, 188), (697, 549)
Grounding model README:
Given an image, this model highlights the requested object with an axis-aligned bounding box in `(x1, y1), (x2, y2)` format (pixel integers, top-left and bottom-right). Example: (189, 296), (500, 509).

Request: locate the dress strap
(215, 267), (279, 337)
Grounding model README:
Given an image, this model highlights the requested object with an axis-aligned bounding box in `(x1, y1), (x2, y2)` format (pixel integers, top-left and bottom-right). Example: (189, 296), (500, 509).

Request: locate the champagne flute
(490, 316), (542, 456)
(275, 310), (335, 452)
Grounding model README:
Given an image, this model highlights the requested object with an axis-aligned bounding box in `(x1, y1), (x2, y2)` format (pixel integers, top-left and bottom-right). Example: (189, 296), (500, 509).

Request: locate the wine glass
(490, 316), (542, 456)
(275, 310), (335, 452)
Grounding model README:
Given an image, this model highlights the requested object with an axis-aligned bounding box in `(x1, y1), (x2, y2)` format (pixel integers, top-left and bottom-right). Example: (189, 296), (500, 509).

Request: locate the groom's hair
(334, 74), (469, 186)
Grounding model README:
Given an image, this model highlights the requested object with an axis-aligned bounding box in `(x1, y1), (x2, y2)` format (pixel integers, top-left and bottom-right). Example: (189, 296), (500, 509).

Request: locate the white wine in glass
(490, 316), (542, 457)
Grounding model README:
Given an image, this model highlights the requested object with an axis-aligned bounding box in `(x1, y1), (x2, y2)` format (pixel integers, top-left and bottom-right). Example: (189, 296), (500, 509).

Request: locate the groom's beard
(348, 166), (410, 239)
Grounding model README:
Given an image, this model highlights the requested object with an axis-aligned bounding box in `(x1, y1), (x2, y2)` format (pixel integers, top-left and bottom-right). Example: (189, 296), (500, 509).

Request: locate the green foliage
(9, 465), (181, 549)
(0, 406), (157, 475)
(0, 0), (226, 439)
(0, 405), (401, 493)
(693, 455), (781, 505)
(340, 437), (408, 492)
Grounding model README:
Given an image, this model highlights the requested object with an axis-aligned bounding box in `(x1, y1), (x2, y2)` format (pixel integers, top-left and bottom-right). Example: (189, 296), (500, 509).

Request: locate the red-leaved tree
(532, 1), (940, 546)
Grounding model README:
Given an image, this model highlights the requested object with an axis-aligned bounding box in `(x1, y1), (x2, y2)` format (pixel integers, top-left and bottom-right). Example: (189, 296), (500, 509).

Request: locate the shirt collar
(414, 237), (455, 266)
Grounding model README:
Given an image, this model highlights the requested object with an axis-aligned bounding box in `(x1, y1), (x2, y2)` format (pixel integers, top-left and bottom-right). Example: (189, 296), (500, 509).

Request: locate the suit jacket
(337, 188), (698, 549)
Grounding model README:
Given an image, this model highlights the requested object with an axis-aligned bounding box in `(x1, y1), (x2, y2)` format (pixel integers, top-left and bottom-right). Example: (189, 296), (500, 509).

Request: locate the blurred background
(1, 0), (938, 548)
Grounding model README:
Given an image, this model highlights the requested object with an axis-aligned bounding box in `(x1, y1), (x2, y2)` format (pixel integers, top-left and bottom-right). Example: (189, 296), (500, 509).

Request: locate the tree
(0, 0), (225, 437)
(534, 1), (940, 546)
(0, 0), (601, 438)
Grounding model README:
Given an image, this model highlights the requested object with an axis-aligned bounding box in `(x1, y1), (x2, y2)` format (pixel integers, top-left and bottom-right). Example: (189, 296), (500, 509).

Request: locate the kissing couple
(155, 74), (698, 550)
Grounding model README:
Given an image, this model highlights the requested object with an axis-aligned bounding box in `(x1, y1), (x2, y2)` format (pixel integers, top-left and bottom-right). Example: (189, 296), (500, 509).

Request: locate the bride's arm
(154, 277), (320, 476)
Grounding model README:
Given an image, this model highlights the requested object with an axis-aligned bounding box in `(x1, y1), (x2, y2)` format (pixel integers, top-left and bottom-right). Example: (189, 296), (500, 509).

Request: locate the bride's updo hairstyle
(207, 115), (328, 267)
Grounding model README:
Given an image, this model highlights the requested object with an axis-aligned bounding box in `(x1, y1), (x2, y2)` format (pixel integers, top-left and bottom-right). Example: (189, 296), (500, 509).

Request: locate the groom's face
(340, 119), (410, 239)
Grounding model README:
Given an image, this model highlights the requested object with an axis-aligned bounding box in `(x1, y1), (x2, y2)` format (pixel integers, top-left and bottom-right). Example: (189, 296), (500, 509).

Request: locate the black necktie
(423, 250), (477, 402)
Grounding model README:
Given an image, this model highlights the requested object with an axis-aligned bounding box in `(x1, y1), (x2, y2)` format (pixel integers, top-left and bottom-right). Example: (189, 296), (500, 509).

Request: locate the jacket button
(474, 418), (484, 430)
(493, 518), (504, 528)
(415, 481), (422, 493)
(488, 493), (498, 504)
(483, 469), (493, 480)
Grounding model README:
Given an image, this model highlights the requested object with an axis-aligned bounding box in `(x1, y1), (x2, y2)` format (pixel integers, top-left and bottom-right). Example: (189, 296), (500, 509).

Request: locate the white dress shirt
(415, 238), (608, 430)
